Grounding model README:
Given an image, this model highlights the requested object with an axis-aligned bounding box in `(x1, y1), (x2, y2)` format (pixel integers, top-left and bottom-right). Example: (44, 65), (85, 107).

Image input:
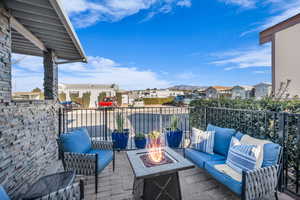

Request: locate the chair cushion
(191, 128), (215, 154)
(87, 149), (113, 172)
(185, 148), (225, 169)
(207, 124), (236, 157)
(60, 128), (91, 153)
(0, 186), (10, 200)
(262, 143), (281, 167)
(205, 160), (242, 195)
(226, 137), (260, 173)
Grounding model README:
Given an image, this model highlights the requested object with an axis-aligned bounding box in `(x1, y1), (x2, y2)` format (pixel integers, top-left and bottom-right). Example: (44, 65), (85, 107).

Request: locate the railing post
(104, 108), (108, 141)
(58, 107), (62, 136)
(278, 112), (286, 192)
(204, 107), (208, 129)
(159, 107), (163, 134)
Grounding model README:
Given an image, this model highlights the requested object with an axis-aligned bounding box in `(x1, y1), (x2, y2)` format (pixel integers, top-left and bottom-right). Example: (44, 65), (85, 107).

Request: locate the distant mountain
(168, 85), (208, 91)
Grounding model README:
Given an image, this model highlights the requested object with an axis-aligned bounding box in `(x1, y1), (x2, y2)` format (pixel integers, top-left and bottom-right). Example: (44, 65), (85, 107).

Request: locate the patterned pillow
(226, 137), (261, 174)
(191, 128), (215, 154)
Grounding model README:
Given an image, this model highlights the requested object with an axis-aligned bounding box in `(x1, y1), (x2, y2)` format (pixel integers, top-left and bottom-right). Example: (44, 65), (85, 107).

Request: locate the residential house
(231, 86), (254, 99)
(58, 83), (119, 108)
(260, 13), (300, 98)
(12, 92), (42, 100)
(205, 86), (232, 99)
(135, 89), (184, 98)
(254, 83), (272, 99)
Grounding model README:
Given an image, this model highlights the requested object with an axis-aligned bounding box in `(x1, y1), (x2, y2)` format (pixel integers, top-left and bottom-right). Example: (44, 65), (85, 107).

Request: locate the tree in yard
(59, 92), (66, 102)
(32, 88), (42, 93)
(82, 92), (91, 108)
(98, 92), (106, 102)
(116, 92), (122, 106)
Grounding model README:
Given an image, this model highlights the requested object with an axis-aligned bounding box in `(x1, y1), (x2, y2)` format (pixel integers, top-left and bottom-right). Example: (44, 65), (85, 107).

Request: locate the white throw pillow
(226, 137), (261, 174)
(240, 135), (270, 168)
(191, 127), (215, 154)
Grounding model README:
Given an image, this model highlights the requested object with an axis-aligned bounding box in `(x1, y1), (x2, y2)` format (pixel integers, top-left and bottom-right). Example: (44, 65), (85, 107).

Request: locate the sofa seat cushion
(205, 160), (242, 195)
(207, 124), (236, 157)
(88, 149), (113, 172)
(185, 148), (225, 168)
(0, 186), (10, 200)
(60, 128), (92, 153)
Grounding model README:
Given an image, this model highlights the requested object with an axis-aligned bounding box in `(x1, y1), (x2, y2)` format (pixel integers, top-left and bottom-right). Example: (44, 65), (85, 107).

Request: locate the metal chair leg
(275, 191), (279, 200)
(113, 151), (115, 172)
(95, 173), (98, 193)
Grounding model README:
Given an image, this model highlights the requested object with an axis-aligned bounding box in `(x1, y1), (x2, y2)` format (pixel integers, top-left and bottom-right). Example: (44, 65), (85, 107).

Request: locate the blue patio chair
(57, 128), (115, 193)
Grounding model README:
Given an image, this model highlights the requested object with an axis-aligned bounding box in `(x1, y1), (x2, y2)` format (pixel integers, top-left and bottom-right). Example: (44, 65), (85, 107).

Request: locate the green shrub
(59, 92), (66, 102)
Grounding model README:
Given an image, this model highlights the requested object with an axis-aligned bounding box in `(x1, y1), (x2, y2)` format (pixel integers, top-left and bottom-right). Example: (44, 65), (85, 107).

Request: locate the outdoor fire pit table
(22, 171), (75, 200)
(127, 147), (194, 200)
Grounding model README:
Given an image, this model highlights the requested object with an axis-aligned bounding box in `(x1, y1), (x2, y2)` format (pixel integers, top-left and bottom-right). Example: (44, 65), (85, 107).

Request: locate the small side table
(22, 171), (75, 200)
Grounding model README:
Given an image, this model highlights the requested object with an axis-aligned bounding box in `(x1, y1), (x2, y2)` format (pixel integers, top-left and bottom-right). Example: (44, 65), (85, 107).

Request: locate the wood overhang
(260, 13), (300, 44)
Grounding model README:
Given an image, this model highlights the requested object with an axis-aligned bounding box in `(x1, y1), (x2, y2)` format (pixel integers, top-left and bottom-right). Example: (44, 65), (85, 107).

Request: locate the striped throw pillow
(226, 137), (260, 174)
(191, 128), (215, 154)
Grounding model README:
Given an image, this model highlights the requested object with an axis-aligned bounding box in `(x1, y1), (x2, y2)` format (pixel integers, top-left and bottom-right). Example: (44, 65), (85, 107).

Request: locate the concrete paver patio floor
(78, 151), (294, 200)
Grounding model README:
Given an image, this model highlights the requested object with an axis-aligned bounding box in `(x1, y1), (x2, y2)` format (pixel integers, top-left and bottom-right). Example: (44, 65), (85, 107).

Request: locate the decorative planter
(166, 129), (183, 148)
(134, 137), (147, 149)
(112, 130), (129, 150)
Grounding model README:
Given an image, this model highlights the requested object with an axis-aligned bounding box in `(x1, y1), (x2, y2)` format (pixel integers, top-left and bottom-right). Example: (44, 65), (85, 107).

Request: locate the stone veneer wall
(0, 100), (63, 199)
(0, 12), (11, 102)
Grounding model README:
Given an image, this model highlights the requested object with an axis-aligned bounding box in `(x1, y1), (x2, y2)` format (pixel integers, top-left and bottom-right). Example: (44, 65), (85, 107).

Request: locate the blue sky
(12, 0), (300, 91)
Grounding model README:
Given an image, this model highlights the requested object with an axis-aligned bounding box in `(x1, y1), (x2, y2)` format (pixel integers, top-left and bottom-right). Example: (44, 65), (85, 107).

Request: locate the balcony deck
(79, 150), (293, 200)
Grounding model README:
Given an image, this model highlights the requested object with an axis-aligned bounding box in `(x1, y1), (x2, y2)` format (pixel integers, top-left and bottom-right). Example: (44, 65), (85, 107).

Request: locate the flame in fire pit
(148, 136), (164, 163)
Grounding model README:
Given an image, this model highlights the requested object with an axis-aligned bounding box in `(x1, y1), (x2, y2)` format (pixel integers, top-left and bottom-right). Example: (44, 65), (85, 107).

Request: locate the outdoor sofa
(57, 128), (115, 193)
(184, 124), (282, 200)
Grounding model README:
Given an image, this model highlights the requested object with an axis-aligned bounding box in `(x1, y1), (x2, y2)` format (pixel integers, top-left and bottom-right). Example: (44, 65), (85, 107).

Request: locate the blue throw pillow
(207, 124), (236, 157)
(60, 128), (92, 153)
(235, 131), (244, 141)
(262, 143), (281, 167)
(0, 186), (10, 200)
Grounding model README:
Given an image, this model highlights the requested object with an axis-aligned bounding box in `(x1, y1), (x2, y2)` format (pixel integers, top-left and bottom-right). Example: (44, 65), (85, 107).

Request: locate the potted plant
(147, 131), (162, 148)
(112, 113), (129, 150)
(166, 115), (183, 148)
(134, 133), (146, 149)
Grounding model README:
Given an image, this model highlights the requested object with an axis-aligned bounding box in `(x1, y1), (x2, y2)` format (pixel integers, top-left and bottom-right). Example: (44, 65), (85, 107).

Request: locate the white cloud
(218, 0), (256, 8)
(11, 54), (171, 91)
(177, 0), (192, 7)
(253, 70), (271, 74)
(211, 45), (271, 70)
(61, 0), (192, 28)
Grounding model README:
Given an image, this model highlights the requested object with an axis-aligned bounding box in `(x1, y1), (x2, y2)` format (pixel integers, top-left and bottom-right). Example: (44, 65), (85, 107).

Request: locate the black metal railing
(190, 106), (300, 197)
(59, 107), (191, 149)
(59, 106), (299, 197)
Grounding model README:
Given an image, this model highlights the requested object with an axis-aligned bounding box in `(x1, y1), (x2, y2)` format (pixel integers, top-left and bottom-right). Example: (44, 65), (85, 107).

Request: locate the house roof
(232, 85), (254, 91)
(59, 83), (118, 90)
(207, 86), (233, 91)
(254, 82), (272, 87)
(13, 92), (41, 96)
(2, 0), (87, 63)
(260, 13), (300, 44)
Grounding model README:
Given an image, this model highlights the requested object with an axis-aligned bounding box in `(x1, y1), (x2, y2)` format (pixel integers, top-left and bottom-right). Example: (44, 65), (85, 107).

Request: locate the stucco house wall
(275, 23), (300, 98)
